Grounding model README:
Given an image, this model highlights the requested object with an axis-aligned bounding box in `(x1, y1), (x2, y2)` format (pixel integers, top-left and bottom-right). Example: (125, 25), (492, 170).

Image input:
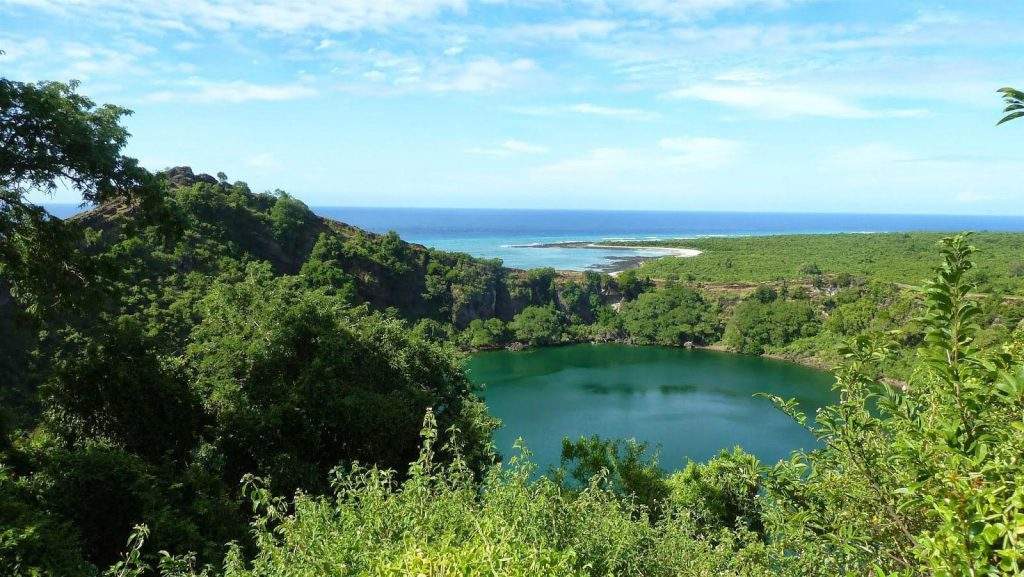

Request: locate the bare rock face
(164, 166), (219, 187)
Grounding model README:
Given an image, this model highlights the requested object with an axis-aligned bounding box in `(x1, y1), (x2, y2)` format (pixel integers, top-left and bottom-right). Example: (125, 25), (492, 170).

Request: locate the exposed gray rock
(164, 166), (219, 187)
(164, 166), (195, 187)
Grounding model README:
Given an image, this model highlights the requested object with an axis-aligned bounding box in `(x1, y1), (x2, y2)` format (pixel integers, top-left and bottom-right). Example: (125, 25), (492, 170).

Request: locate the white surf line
(587, 243), (702, 258)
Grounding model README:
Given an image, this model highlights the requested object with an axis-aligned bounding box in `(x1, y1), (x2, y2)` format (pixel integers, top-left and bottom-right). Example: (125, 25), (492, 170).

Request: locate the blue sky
(4, 1), (1024, 214)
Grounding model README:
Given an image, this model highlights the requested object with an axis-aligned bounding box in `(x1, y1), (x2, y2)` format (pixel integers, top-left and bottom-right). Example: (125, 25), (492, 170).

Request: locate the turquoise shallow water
(467, 344), (837, 471)
(313, 207), (1024, 271)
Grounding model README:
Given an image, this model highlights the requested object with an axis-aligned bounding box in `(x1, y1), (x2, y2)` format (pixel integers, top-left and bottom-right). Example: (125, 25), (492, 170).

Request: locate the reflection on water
(467, 344), (836, 471)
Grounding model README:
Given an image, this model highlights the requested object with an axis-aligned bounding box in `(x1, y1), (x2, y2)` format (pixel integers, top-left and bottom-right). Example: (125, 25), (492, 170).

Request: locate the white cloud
(597, 0), (805, 21)
(247, 152), (282, 170)
(502, 139), (549, 154)
(431, 57), (536, 92)
(955, 190), (999, 204)
(658, 136), (742, 168)
(668, 83), (928, 119)
(535, 147), (643, 177)
(0, 37), (50, 62)
(569, 103), (658, 120)
(57, 40), (153, 80)
(467, 139), (549, 157)
(323, 46), (539, 95)
(146, 79), (318, 103)
(510, 102), (658, 120)
(822, 142), (910, 169)
(536, 136), (742, 178)
(497, 19), (621, 42)
(8, 0), (469, 33)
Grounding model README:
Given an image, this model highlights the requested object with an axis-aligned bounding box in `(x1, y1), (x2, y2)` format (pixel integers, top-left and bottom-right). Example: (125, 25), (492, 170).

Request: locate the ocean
(315, 208), (1024, 270)
(47, 204), (1024, 271)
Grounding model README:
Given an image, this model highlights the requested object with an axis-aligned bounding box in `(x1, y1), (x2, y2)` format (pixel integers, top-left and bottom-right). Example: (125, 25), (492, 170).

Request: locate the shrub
(509, 305), (564, 346)
(619, 285), (721, 345)
(723, 300), (819, 354)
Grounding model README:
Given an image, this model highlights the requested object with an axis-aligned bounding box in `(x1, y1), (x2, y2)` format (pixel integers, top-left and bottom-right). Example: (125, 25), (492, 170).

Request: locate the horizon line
(40, 202), (1024, 220)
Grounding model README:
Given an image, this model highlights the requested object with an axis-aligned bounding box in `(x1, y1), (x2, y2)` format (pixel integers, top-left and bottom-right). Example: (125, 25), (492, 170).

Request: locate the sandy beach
(513, 241), (701, 274)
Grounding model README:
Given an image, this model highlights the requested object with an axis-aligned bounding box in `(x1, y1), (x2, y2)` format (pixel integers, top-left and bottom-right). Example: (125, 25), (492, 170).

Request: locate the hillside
(67, 166), (616, 331)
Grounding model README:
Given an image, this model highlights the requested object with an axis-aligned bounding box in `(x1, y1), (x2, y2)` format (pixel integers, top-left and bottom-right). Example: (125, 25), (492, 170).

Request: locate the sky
(3, 1), (1024, 214)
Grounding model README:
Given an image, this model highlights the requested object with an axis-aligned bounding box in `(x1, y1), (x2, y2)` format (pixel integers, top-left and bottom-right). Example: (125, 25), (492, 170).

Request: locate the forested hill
(68, 165), (594, 329)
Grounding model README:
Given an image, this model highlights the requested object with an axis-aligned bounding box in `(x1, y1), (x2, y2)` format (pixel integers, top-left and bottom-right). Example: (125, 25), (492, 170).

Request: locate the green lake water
(466, 344), (837, 471)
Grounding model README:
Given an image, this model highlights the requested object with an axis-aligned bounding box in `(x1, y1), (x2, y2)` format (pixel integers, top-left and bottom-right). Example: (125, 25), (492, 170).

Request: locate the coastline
(514, 240), (701, 274)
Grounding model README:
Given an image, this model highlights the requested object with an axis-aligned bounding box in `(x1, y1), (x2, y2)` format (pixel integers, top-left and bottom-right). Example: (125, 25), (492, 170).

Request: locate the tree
(188, 263), (495, 495)
(619, 284), (720, 345)
(761, 234), (1024, 574)
(0, 78), (159, 209)
(997, 87), (1024, 125)
(463, 317), (508, 348)
(613, 269), (654, 300)
(299, 232), (357, 300)
(1, 79), (164, 320)
(799, 262), (822, 276)
(667, 448), (763, 534)
(508, 305), (564, 346)
(724, 300), (819, 354)
(268, 191), (314, 255)
(560, 436), (669, 517)
(750, 285), (778, 304)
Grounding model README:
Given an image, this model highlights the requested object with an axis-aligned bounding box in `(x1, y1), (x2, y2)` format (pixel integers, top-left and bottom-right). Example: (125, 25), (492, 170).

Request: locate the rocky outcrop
(163, 166), (219, 188)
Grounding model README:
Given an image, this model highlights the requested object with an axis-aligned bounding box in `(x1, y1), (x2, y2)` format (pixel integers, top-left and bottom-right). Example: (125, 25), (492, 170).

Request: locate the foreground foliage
(105, 234), (1024, 577)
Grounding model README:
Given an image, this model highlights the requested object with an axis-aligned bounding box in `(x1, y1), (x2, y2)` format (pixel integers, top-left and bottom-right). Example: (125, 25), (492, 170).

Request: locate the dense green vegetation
(623, 233), (1024, 294)
(109, 237), (1024, 576)
(2, 78), (511, 572)
(723, 298), (820, 355)
(618, 284), (720, 346)
(4, 78), (1024, 576)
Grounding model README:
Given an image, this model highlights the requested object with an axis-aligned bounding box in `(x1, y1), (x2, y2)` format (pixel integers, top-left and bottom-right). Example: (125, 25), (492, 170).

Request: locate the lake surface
(47, 204), (1024, 271)
(467, 344), (836, 471)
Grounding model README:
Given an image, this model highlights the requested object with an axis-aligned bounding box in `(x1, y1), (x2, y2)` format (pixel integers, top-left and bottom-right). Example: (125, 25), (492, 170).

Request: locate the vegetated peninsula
(3, 77), (1023, 577)
(600, 233), (1024, 291)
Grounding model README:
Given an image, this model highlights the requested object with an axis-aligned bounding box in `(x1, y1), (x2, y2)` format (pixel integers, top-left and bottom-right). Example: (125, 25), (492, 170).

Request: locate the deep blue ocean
(47, 204), (1024, 271)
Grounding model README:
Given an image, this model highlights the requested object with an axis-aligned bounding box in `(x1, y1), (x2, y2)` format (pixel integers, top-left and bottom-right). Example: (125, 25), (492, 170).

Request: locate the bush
(750, 285), (778, 304)
(823, 299), (875, 336)
(560, 436), (669, 517)
(799, 262), (822, 276)
(613, 269), (654, 300)
(619, 285), (721, 346)
(123, 416), (797, 577)
(188, 263), (495, 495)
(268, 192), (314, 254)
(463, 318), (509, 348)
(509, 305), (564, 346)
(666, 448), (762, 534)
(723, 300), (819, 354)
